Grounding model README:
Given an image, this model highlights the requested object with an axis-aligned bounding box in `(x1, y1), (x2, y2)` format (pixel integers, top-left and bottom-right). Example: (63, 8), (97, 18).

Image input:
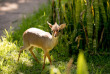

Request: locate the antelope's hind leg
(18, 46), (30, 61)
(29, 46), (39, 63)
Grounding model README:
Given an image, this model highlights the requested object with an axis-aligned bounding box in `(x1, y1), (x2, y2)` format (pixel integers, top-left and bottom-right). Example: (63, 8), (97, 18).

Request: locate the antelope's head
(47, 21), (66, 37)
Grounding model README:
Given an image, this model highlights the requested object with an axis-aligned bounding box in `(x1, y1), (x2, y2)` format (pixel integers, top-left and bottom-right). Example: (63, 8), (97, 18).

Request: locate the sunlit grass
(50, 66), (61, 74)
(0, 1), (109, 74)
(0, 37), (17, 74)
(0, 30), (110, 74)
(0, 3), (51, 74)
(0, 35), (35, 74)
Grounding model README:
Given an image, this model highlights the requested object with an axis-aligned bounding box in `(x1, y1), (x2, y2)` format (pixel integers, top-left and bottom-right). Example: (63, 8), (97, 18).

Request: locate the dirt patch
(0, 0), (48, 37)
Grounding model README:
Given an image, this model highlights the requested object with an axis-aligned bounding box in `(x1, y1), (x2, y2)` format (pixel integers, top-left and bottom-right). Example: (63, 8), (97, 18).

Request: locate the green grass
(0, 2), (110, 74)
(87, 54), (110, 74)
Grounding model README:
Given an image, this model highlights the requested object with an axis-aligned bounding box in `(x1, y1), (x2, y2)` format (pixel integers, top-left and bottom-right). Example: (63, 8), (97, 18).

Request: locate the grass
(87, 54), (110, 74)
(0, 2), (110, 74)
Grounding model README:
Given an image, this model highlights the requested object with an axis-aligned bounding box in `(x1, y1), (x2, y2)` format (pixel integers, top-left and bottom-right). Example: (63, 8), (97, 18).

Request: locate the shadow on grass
(86, 54), (110, 74)
(15, 61), (43, 74)
(14, 49), (50, 74)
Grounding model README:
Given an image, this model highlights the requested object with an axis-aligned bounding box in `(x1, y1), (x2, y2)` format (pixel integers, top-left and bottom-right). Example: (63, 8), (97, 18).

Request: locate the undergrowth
(0, 1), (110, 74)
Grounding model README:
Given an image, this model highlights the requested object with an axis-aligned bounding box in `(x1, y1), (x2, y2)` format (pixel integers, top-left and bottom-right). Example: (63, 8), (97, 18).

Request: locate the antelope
(17, 21), (66, 69)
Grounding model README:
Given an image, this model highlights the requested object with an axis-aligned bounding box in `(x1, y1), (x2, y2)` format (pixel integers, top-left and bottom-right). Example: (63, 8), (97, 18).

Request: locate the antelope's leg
(46, 52), (52, 65)
(42, 52), (46, 69)
(18, 46), (29, 61)
(29, 47), (39, 63)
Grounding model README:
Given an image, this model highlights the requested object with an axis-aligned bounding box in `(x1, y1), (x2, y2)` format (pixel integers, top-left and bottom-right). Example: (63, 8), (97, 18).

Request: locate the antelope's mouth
(54, 35), (57, 37)
(53, 31), (59, 37)
(53, 33), (59, 37)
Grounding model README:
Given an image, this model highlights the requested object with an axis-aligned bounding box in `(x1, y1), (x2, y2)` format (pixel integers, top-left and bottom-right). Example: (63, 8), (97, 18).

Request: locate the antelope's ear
(47, 21), (52, 28)
(59, 24), (66, 30)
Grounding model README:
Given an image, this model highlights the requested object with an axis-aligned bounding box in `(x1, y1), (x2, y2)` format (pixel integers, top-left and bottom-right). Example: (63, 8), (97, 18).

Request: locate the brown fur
(17, 22), (66, 69)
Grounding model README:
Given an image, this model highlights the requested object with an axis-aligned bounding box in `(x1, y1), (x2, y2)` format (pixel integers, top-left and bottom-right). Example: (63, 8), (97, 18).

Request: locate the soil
(0, 0), (48, 37)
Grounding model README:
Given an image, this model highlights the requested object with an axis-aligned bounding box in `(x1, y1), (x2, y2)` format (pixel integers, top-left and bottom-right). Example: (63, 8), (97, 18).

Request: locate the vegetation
(0, 0), (110, 74)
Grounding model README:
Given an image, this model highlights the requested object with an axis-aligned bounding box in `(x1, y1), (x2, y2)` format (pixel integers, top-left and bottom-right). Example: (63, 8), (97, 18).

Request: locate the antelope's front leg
(43, 53), (46, 69)
(46, 52), (52, 65)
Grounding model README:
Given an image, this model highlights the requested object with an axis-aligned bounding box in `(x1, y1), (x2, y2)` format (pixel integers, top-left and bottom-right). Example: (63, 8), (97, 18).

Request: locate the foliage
(0, 37), (18, 74)
(0, 3), (51, 74)
(51, 0), (110, 56)
(0, 0), (110, 74)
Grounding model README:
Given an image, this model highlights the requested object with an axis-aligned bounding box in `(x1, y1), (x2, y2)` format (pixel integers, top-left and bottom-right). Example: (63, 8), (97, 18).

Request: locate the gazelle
(17, 21), (66, 69)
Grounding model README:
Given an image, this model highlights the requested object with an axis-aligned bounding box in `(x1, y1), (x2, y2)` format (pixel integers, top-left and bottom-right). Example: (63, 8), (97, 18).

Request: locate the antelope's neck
(51, 36), (59, 48)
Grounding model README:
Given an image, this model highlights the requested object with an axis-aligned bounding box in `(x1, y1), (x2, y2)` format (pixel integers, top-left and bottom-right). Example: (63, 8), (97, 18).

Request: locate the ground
(0, 0), (48, 37)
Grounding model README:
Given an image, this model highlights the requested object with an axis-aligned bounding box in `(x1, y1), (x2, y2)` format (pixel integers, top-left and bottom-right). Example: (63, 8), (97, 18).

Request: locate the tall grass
(0, 0), (110, 74)
(52, 0), (110, 55)
(0, 3), (52, 74)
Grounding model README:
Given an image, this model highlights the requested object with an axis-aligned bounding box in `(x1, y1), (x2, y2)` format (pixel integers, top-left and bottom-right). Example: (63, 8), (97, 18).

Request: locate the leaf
(77, 51), (89, 74)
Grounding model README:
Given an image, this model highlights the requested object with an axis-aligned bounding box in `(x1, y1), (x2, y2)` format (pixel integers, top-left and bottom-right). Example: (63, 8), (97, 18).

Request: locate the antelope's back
(23, 28), (52, 49)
